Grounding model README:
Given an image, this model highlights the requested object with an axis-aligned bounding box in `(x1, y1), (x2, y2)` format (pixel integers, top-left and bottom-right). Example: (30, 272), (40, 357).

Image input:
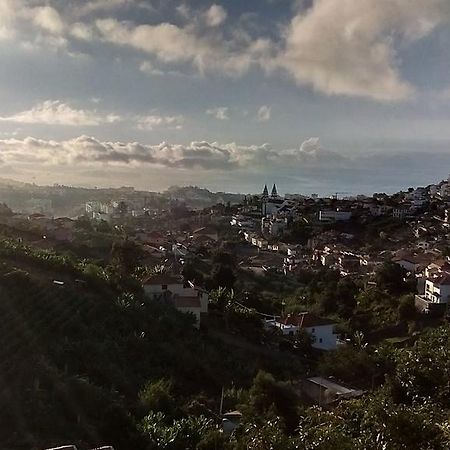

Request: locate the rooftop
(280, 313), (336, 328)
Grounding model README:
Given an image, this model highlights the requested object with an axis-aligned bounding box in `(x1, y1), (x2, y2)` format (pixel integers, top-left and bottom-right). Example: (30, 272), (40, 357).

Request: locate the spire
(262, 184), (269, 198)
(271, 184), (278, 197)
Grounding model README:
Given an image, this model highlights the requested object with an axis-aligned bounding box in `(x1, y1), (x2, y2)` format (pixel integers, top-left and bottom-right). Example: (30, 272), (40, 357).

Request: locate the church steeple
(262, 184), (269, 198)
(271, 184), (278, 197)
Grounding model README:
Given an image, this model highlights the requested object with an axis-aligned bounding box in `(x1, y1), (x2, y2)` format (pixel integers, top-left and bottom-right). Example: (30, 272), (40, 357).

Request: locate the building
(261, 216), (287, 237)
(415, 274), (450, 315)
(143, 274), (208, 328)
(424, 275), (450, 304)
(392, 207), (411, 220)
(270, 313), (337, 350)
(301, 377), (364, 407)
(318, 210), (352, 223)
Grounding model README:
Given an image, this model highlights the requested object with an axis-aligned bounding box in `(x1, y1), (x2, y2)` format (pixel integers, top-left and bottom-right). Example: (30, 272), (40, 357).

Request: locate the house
(261, 217), (287, 237)
(424, 275), (450, 304)
(319, 210), (351, 223)
(143, 274), (208, 327)
(415, 274), (450, 315)
(392, 207), (411, 219)
(300, 377), (364, 407)
(271, 313), (337, 350)
(393, 251), (432, 273)
(424, 259), (450, 278)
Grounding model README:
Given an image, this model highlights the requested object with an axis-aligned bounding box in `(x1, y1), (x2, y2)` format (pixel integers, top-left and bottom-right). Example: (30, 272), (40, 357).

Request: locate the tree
(248, 371), (299, 432)
(211, 265), (236, 290)
(213, 251), (235, 267)
(110, 239), (143, 277)
(139, 379), (176, 416)
(376, 262), (409, 295)
(397, 295), (416, 322)
(96, 220), (112, 233)
(182, 263), (204, 285)
(140, 412), (215, 450)
(336, 278), (358, 318)
(318, 346), (377, 387)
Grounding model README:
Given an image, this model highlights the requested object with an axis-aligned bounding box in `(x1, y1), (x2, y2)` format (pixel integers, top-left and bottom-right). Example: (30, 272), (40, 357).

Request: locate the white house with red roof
(143, 274), (208, 328)
(272, 313), (337, 351)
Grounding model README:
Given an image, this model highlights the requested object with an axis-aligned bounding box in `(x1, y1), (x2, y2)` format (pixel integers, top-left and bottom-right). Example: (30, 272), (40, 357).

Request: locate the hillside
(0, 238), (300, 450)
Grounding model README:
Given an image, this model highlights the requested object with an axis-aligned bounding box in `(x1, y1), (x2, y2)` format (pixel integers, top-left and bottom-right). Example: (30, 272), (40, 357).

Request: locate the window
(312, 328), (315, 333)
(162, 284), (168, 290)
(319, 338), (323, 343)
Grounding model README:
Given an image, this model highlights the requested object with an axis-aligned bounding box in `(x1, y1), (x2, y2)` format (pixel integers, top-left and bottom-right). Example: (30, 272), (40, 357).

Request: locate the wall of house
(439, 285), (450, 303)
(144, 283), (208, 313)
(319, 211), (351, 222)
(305, 325), (337, 350)
(425, 281), (450, 304)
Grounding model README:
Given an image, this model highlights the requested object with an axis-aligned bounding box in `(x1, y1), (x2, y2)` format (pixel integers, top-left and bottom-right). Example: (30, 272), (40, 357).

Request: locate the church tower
(271, 184), (278, 198)
(262, 184), (269, 199)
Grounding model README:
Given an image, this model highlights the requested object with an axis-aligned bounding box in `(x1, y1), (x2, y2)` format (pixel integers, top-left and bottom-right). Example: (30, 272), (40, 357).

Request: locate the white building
(319, 210), (352, 223)
(392, 207), (411, 219)
(271, 313), (337, 350)
(424, 275), (450, 305)
(143, 274), (208, 328)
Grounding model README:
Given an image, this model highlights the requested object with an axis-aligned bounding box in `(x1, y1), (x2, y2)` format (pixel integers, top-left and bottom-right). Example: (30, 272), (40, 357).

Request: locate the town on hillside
(2, 176), (450, 448)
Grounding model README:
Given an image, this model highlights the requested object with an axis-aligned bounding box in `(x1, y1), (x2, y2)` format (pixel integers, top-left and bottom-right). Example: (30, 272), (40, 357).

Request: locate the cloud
(256, 105), (271, 122)
(136, 114), (184, 130)
(0, 135), (347, 170)
(70, 22), (94, 41)
(206, 107), (229, 120)
(276, 0), (450, 101)
(95, 17), (273, 76)
(287, 137), (345, 164)
(0, 100), (122, 126)
(204, 5), (228, 27)
(2, 1), (449, 102)
(31, 6), (65, 35)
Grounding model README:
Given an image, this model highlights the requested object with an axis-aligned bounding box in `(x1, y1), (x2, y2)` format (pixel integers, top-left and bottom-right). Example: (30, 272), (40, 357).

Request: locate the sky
(1, 0), (450, 195)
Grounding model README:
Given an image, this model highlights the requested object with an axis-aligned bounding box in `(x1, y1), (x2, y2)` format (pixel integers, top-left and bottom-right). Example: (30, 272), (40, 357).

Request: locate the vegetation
(0, 202), (449, 449)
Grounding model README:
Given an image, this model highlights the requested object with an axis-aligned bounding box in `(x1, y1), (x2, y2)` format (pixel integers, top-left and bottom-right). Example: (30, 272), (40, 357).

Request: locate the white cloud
(276, 0), (450, 101)
(0, 0), (19, 40)
(0, 135), (346, 170)
(2, 0), (449, 102)
(70, 22), (94, 41)
(95, 17), (273, 76)
(206, 107), (229, 120)
(136, 114), (184, 130)
(139, 61), (166, 76)
(204, 5), (227, 27)
(31, 6), (65, 35)
(256, 105), (271, 122)
(0, 100), (121, 126)
(288, 137), (345, 164)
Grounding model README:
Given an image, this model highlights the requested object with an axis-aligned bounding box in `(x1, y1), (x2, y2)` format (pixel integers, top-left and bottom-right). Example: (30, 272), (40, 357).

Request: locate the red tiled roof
(280, 313), (336, 328)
